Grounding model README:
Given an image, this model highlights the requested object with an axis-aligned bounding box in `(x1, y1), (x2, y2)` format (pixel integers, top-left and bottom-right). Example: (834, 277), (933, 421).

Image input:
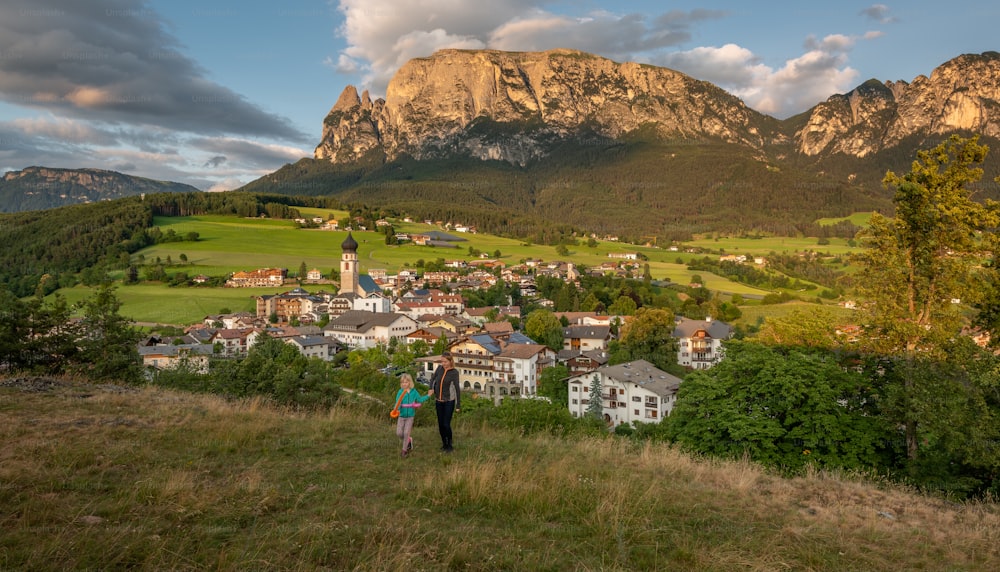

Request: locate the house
(226, 267), (287, 287)
(557, 348), (610, 376)
(322, 310), (418, 349)
(428, 290), (464, 314)
(405, 327), (458, 347)
(427, 315), (478, 336)
(138, 343), (214, 373)
(672, 317), (733, 370)
(444, 332), (550, 398)
(567, 360), (682, 426)
(208, 328), (256, 357)
(490, 342), (553, 402)
(394, 300), (447, 319)
(285, 335), (338, 361)
(256, 288), (325, 322)
(562, 324), (612, 352)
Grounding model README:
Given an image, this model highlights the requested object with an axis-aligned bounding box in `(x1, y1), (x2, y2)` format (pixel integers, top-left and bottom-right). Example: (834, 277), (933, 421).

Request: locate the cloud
(189, 137), (309, 170)
(861, 4), (898, 24)
(0, 0), (307, 142)
(657, 34), (864, 118)
(205, 177), (249, 193)
(335, 0), (724, 93)
(332, 0), (875, 117)
(204, 155), (227, 169)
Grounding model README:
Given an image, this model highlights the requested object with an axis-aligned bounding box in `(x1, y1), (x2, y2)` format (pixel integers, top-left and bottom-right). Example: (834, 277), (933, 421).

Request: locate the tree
(298, 261), (308, 279)
(753, 308), (846, 350)
(586, 373), (604, 421)
(524, 309), (564, 351)
(615, 307), (677, 371)
(538, 364), (569, 406)
(71, 284), (143, 383)
(667, 341), (894, 474)
(856, 135), (1000, 461)
(607, 295), (637, 316)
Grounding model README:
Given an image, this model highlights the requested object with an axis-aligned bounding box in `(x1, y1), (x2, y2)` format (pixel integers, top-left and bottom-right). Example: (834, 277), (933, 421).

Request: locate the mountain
(795, 51), (1000, 157)
(0, 166), (200, 213)
(244, 49), (1000, 240)
(315, 48), (783, 166)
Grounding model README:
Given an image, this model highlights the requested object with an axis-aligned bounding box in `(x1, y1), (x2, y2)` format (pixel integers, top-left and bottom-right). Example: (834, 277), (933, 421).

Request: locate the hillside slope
(3, 377), (998, 571)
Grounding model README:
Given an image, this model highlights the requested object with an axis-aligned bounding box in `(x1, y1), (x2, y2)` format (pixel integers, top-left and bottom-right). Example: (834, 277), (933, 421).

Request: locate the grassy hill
(2, 377), (998, 571)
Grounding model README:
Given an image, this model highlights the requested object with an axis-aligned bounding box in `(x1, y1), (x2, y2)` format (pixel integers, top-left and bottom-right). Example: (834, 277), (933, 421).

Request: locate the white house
(672, 317), (733, 370)
(492, 342), (552, 401)
(286, 335), (337, 360)
(567, 360), (682, 426)
(322, 310), (418, 349)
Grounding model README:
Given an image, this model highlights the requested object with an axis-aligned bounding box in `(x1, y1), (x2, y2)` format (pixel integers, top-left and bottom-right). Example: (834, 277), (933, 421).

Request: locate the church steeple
(339, 231), (359, 295)
(341, 231), (358, 253)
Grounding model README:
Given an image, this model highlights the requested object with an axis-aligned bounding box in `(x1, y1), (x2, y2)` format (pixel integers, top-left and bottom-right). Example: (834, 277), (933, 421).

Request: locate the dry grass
(1, 376), (998, 571)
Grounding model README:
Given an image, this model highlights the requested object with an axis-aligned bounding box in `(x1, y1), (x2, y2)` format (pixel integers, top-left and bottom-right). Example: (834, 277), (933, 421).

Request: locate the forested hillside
(243, 134), (893, 241)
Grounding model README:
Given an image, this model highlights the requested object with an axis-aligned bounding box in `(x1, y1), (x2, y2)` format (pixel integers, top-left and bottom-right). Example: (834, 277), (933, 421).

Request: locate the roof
(597, 359), (682, 397)
(341, 231), (358, 252)
(138, 344), (214, 357)
(672, 317), (733, 339)
(358, 275), (382, 295)
(288, 335), (333, 348)
(506, 332), (536, 345)
(467, 333), (503, 355)
(497, 343), (547, 360)
(562, 325), (611, 339)
(483, 321), (514, 334)
(324, 310), (414, 333)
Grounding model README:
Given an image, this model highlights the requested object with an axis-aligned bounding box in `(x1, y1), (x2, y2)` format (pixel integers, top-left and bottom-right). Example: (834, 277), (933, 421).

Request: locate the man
(429, 351), (461, 452)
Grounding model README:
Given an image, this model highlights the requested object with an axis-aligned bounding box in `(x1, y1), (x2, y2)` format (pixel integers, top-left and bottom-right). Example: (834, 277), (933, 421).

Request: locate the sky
(0, 1), (996, 191)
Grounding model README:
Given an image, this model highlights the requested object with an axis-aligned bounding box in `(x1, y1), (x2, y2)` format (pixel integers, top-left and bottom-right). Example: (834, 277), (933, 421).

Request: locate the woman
(429, 351), (461, 452)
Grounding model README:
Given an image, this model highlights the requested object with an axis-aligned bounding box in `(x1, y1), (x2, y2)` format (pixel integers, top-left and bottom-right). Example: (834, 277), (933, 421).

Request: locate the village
(139, 232), (734, 428)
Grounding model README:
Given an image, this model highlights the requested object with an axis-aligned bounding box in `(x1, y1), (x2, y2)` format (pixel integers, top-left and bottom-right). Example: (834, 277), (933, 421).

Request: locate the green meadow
(816, 211), (874, 227)
(682, 234), (859, 256)
(52, 213), (857, 326)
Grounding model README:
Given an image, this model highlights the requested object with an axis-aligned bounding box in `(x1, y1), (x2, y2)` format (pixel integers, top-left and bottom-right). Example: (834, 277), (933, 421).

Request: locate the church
(336, 231), (389, 313)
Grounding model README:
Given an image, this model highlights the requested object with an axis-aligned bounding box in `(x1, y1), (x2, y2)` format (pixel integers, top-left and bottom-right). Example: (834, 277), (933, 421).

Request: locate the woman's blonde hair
(399, 373), (414, 388)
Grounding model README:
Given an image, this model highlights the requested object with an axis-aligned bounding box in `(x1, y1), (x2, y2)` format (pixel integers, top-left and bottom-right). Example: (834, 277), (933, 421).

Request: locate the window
(632, 396), (640, 402)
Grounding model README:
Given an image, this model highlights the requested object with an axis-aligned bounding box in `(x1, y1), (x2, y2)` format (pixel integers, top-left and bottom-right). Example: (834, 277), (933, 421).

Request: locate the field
(2, 378), (997, 571)
(816, 211), (875, 227)
(51, 214), (861, 326)
(53, 284), (284, 325)
(682, 234), (858, 256)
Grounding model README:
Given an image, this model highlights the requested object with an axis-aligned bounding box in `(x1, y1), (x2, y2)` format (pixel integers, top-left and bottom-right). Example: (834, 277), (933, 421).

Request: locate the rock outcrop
(317, 49), (1000, 164)
(315, 49), (780, 165)
(796, 52), (1000, 157)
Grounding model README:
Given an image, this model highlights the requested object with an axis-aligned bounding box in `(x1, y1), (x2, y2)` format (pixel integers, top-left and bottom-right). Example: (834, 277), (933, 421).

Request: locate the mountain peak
(316, 48), (775, 166)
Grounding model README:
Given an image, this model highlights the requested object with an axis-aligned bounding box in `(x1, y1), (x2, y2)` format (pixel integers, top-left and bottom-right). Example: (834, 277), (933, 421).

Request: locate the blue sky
(0, 1), (995, 191)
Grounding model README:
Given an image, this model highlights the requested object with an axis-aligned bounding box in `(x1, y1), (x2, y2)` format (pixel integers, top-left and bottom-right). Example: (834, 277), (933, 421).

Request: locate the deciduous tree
(856, 135), (1000, 461)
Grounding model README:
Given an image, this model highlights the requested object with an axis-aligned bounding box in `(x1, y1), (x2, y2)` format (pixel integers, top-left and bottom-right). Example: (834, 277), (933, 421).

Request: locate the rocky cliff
(796, 52), (1000, 157)
(0, 166), (200, 213)
(317, 49), (1000, 164)
(315, 49), (781, 165)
